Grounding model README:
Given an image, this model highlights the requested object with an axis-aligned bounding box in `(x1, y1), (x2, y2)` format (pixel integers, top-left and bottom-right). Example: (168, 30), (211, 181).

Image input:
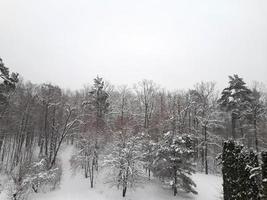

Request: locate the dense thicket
(262, 152), (267, 200)
(221, 140), (261, 200)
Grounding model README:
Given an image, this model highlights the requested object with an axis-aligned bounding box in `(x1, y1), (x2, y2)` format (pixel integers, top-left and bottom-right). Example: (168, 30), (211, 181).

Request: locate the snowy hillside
(27, 146), (222, 200)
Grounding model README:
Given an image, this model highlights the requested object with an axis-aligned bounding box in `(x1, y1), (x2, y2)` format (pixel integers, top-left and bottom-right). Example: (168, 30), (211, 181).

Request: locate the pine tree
(77, 76), (110, 188)
(218, 75), (253, 139)
(0, 58), (18, 112)
(85, 76), (110, 145)
(153, 132), (197, 196)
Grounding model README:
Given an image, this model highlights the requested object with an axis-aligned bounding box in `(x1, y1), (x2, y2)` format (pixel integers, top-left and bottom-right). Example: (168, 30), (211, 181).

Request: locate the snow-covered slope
(30, 146), (222, 200)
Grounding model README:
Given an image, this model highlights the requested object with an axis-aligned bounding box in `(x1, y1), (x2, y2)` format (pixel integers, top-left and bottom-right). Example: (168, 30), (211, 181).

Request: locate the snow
(0, 190), (8, 199)
(26, 146), (222, 200)
(0, 174), (9, 200)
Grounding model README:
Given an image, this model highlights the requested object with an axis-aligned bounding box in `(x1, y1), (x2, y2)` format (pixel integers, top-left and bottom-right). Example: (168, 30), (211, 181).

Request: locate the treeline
(0, 58), (267, 198)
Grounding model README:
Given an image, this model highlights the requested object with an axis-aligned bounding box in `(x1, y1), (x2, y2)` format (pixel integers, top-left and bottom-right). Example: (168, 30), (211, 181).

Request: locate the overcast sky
(0, 0), (266, 91)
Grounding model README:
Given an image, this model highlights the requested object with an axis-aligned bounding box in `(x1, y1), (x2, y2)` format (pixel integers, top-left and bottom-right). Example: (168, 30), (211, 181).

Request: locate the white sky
(0, 0), (266, 91)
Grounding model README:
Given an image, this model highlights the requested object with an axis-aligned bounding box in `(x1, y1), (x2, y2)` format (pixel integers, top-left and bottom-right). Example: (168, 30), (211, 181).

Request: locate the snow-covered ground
(0, 147), (214, 200)
(0, 146), (222, 200)
(26, 146), (222, 200)
(0, 174), (9, 200)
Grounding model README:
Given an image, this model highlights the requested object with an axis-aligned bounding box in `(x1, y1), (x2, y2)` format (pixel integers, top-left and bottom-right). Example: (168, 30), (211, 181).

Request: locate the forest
(0, 58), (267, 200)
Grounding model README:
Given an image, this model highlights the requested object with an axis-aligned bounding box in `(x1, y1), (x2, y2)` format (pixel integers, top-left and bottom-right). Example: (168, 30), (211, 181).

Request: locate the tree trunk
(90, 162), (94, 188)
(84, 159), (88, 178)
(204, 125), (208, 174)
(49, 106), (56, 163)
(201, 135), (205, 172)
(254, 118), (259, 152)
(122, 187), (127, 197)
(50, 109), (72, 168)
(1, 140), (5, 162)
(173, 186), (177, 196)
(32, 185), (38, 193)
(173, 168), (177, 196)
(44, 104), (49, 157)
(231, 113), (236, 139)
(0, 135), (4, 155)
(144, 103), (148, 129)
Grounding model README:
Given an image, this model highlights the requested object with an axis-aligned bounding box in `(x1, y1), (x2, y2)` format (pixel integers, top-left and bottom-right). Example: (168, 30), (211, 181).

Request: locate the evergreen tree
(153, 132), (197, 196)
(237, 150), (260, 200)
(74, 76), (110, 188)
(221, 140), (260, 200)
(218, 75), (253, 139)
(221, 140), (241, 200)
(86, 76), (110, 143)
(0, 58), (18, 112)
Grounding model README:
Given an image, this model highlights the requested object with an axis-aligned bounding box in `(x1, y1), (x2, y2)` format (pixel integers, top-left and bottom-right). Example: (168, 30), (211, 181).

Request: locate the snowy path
(31, 146), (107, 200)
(31, 146), (222, 200)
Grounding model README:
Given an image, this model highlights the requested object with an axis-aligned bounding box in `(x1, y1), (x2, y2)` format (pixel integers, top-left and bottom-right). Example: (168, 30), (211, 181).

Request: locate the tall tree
(88, 76), (110, 144)
(75, 76), (110, 188)
(247, 86), (266, 152)
(134, 80), (158, 179)
(0, 58), (18, 115)
(218, 75), (253, 139)
(192, 82), (222, 174)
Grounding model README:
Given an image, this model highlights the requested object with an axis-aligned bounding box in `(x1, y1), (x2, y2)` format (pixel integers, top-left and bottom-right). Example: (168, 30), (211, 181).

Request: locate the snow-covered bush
(152, 132), (197, 196)
(103, 134), (145, 197)
(24, 157), (62, 192)
(6, 158), (62, 200)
